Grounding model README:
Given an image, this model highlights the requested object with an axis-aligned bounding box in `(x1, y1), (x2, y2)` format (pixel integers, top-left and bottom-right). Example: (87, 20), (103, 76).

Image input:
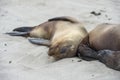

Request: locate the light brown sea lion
(78, 23), (120, 71)
(7, 16), (88, 60)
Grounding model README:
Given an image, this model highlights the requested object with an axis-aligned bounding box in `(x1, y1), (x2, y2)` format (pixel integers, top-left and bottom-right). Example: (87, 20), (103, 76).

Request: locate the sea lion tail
(6, 27), (33, 37)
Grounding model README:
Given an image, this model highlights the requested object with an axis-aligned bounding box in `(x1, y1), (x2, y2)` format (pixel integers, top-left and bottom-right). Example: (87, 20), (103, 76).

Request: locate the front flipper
(77, 44), (98, 61)
(97, 50), (120, 71)
(80, 56), (97, 61)
(28, 38), (51, 47)
(48, 16), (79, 23)
(6, 31), (29, 37)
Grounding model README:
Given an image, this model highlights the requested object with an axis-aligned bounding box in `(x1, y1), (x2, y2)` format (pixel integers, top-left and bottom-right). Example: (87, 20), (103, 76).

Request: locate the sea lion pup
(77, 23), (120, 70)
(7, 16), (88, 60)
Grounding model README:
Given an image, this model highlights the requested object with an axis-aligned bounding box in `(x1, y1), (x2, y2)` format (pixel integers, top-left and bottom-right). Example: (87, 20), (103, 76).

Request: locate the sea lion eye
(60, 45), (72, 54)
(60, 47), (67, 54)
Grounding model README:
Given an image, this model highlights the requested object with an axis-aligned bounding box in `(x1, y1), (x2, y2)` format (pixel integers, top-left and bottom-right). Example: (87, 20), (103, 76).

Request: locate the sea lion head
(48, 40), (77, 60)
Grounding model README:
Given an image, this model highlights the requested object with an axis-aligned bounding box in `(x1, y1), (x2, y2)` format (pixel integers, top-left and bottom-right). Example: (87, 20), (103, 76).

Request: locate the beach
(0, 0), (120, 80)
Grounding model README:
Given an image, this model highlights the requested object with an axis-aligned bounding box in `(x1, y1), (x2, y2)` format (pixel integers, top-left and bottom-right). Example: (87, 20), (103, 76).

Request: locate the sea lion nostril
(48, 50), (54, 56)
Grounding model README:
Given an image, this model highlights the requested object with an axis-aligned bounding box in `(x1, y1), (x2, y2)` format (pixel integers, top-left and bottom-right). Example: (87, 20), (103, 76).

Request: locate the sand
(0, 0), (120, 80)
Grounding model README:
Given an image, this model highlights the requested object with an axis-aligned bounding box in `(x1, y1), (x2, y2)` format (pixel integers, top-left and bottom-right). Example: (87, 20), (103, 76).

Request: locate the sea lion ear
(60, 45), (72, 54)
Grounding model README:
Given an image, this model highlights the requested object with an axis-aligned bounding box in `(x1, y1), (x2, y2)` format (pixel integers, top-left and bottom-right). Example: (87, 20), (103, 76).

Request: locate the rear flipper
(6, 31), (29, 37)
(6, 26), (33, 37)
(28, 38), (51, 47)
(13, 27), (33, 32)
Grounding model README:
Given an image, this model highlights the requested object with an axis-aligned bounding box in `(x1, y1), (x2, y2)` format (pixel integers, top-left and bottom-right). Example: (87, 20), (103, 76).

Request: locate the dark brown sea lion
(7, 16), (88, 60)
(78, 23), (120, 71)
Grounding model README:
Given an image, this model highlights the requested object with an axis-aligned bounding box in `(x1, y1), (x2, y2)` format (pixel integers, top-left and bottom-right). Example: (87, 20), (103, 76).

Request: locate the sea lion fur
(78, 23), (120, 71)
(7, 16), (88, 60)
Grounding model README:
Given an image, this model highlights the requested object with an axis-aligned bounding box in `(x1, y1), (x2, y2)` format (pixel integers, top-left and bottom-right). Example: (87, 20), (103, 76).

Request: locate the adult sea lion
(7, 16), (88, 60)
(78, 23), (120, 71)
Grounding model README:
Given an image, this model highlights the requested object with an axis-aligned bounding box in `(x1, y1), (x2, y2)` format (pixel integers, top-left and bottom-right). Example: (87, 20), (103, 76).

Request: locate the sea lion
(7, 16), (88, 60)
(78, 23), (120, 71)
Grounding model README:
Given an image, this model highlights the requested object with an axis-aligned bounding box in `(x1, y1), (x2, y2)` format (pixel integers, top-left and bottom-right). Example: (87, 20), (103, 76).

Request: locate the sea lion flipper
(28, 38), (51, 47)
(48, 16), (79, 23)
(97, 50), (120, 71)
(80, 56), (97, 61)
(6, 31), (29, 36)
(78, 44), (98, 60)
(6, 27), (34, 37)
(13, 27), (33, 32)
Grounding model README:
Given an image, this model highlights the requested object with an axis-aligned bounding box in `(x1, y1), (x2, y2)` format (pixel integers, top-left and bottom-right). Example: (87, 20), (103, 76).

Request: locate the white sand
(0, 0), (120, 80)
